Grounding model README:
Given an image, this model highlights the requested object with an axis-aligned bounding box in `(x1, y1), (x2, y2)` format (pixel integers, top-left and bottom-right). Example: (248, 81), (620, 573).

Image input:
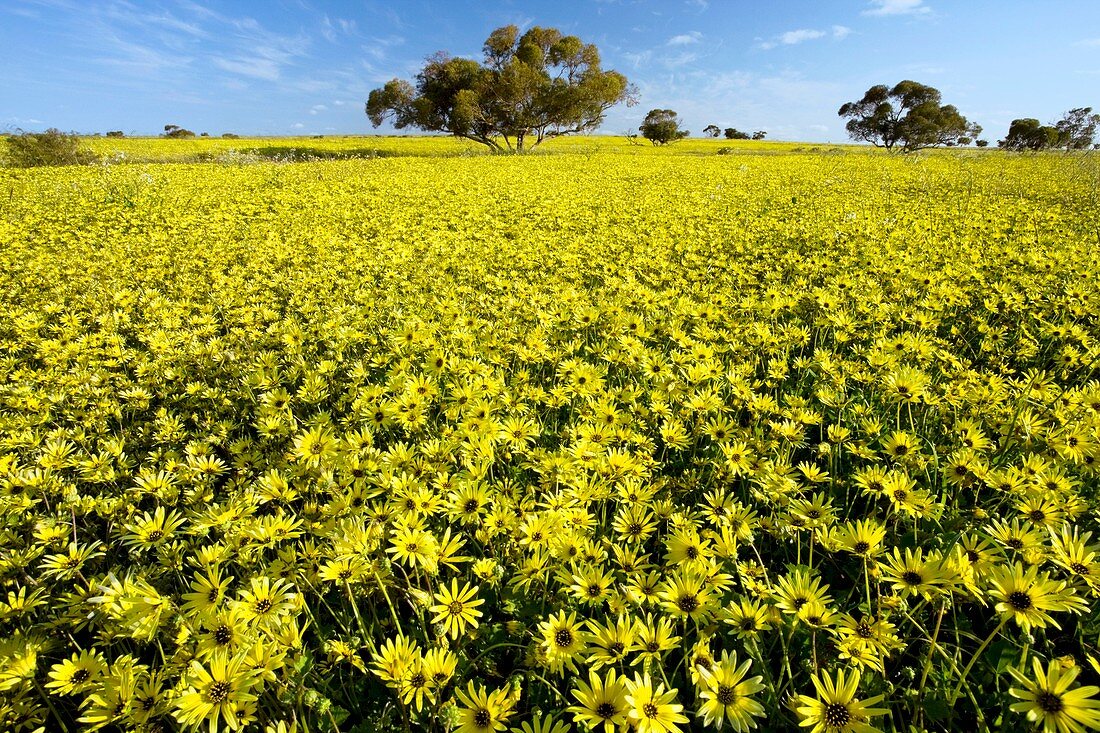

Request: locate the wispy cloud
(1075, 38), (1100, 47)
(212, 57), (280, 80)
(863, 0), (931, 17)
(362, 34), (406, 62)
(780, 29), (826, 45)
(622, 50), (653, 69)
(667, 32), (702, 46)
(208, 16), (310, 82)
(321, 15), (358, 43)
(662, 51), (699, 68)
(758, 25), (851, 50)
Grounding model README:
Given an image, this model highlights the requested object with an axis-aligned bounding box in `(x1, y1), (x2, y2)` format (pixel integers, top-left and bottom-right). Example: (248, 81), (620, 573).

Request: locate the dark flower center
(716, 685), (737, 705)
(474, 708), (492, 727)
(901, 571), (923, 586)
(71, 669), (90, 684)
(596, 702), (616, 719)
(555, 629), (573, 647)
(823, 702), (851, 727)
(213, 625), (232, 645)
(643, 703), (659, 719)
(677, 594), (699, 613)
(1007, 591), (1032, 610)
(207, 681), (231, 703)
(853, 541), (870, 554)
(1037, 691), (1063, 713)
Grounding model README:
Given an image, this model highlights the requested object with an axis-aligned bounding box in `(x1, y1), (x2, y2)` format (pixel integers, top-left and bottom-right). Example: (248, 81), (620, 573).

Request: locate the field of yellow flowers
(1, 139), (1099, 733)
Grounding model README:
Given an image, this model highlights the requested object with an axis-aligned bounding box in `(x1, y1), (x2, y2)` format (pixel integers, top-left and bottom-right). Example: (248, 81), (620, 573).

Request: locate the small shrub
(221, 133), (240, 139)
(106, 131), (125, 138)
(716, 147), (734, 155)
(3, 128), (98, 167)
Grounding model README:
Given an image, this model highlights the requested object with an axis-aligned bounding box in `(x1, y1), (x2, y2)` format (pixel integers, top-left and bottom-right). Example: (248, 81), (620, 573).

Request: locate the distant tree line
(4, 24), (1100, 165)
(702, 124), (766, 140)
(998, 108), (1100, 151)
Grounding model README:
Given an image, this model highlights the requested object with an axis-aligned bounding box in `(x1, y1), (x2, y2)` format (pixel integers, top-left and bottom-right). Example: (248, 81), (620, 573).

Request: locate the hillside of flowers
(1, 142), (1099, 732)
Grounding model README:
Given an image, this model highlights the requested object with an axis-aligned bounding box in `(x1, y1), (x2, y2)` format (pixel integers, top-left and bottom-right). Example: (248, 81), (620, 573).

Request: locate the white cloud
(622, 50), (653, 69)
(779, 29), (826, 45)
(667, 32), (702, 46)
(863, 0), (931, 17)
(1075, 38), (1100, 47)
(758, 26), (850, 50)
(321, 15), (358, 43)
(662, 51), (699, 68)
(290, 122), (304, 129)
(213, 56), (280, 80)
(309, 104), (328, 115)
(332, 100), (346, 106)
(686, 0), (709, 9)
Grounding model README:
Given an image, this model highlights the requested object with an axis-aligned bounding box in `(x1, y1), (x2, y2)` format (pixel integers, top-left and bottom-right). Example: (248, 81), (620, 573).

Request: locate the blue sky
(2, 0), (1098, 142)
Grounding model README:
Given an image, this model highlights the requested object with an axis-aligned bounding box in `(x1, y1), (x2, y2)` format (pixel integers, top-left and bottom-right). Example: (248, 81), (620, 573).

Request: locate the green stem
(952, 616), (1008, 703)
(34, 678), (70, 733)
(918, 602), (945, 696)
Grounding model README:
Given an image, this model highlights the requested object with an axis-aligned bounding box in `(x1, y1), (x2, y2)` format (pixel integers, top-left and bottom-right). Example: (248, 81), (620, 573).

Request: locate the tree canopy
(1054, 107), (1100, 151)
(999, 118), (1060, 151)
(998, 108), (1099, 152)
(639, 109), (689, 145)
(837, 80), (980, 152)
(366, 25), (635, 152)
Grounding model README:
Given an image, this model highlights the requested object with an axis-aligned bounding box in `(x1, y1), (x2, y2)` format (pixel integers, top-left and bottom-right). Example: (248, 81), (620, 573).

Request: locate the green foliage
(1054, 107), (1100, 151)
(163, 124), (196, 138)
(640, 109), (689, 145)
(2, 128), (98, 167)
(105, 130), (125, 138)
(366, 25), (636, 152)
(724, 127), (750, 140)
(838, 80), (981, 152)
(999, 118), (1061, 151)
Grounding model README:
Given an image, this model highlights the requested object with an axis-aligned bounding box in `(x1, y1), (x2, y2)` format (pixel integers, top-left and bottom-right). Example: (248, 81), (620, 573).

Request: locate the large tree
(366, 25), (635, 152)
(1054, 107), (1100, 151)
(999, 118), (1060, 152)
(639, 109), (689, 145)
(837, 80), (980, 152)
